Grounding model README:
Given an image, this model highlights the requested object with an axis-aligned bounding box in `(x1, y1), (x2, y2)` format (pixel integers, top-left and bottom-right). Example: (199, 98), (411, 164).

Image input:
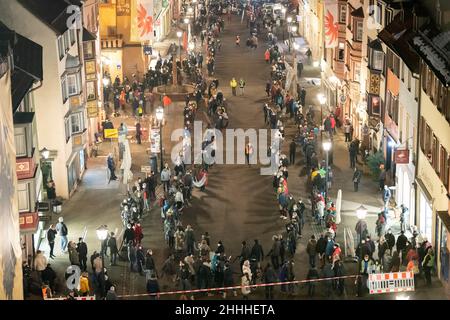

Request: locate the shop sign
(104, 129), (119, 139)
(394, 149), (409, 164)
(19, 212), (39, 233)
(141, 165), (152, 173)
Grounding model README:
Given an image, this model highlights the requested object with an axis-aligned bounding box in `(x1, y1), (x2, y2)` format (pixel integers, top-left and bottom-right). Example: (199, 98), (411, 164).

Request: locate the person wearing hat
(55, 217), (69, 253)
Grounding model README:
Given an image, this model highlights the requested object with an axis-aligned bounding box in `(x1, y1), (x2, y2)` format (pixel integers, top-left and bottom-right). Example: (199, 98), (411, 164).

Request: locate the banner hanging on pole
(130, 0), (154, 42)
(324, 0), (338, 48)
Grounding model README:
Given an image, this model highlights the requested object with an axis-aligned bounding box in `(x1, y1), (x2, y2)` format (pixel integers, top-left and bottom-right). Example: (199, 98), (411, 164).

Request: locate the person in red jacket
(264, 49), (270, 63)
(197, 168), (208, 192)
(330, 115), (336, 134)
(133, 223), (143, 246)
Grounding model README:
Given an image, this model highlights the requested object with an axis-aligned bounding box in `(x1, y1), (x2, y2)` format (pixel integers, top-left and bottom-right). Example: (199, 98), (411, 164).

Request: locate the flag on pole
(324, 0), (339, 48)
(130, 0), (154, 42)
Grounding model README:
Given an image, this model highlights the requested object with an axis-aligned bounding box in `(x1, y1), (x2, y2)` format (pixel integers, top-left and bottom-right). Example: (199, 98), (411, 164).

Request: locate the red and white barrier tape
(117, 274), (360, 298)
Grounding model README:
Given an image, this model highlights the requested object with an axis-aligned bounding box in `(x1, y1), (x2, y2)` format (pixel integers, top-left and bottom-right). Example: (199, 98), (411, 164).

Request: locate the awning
(11, 69), (34, 113)
(13, 111), (35, 124)
(83, 28), (96, 41)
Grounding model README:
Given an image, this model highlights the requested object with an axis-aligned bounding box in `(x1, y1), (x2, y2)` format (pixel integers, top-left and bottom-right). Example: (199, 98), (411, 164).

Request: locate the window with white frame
(61, 77), (68, 102)
(370, 49), (384, 71)
(17, 182), (30, 213)
(337, 42), (345, 61)
(340, 4), (346, 23)
(67, 74), (78, 96)
(70, 112), (84, 134)
(355, 20), (363, 41)
(14, 127), (27, 157)
(58, 36), (64, 60)
(375, 2), (382, 26)
(62, 72), (81, 102)
(70, 28), (76, 45)
(65, 117), (71, 143)
(64, 31), (70, 52)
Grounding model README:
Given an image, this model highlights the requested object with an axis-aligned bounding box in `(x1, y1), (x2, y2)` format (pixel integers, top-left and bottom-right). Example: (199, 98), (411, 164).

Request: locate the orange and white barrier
(368, 272), (415, 294)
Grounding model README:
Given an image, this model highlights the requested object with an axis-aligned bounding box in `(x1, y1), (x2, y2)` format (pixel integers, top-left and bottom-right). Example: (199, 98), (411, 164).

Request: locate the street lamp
(96, 225), (108, 299)
(323, 140), (332, 200)
(156, 107), (164, 171)
(40, 147), (50, 160)
(176, 31), (183, 62)
(317, 93), (327, 143)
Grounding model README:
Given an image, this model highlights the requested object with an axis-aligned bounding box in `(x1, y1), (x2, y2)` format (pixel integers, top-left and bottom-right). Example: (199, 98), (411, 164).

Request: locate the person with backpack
(56, 217), (68, 253)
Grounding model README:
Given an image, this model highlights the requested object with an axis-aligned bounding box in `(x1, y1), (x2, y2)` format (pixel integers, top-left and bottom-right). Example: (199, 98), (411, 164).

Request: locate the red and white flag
(324, 1), (339, 48)
(130, 0), (154, 42)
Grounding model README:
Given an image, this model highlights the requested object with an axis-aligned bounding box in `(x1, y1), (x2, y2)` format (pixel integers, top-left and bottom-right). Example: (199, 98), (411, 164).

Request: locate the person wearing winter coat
(161, 255), (177, 282)
(325, 237), (335, 260)
(198, 239), (210, 260)
(107, 232), (119, 266)
(306, 235), (317, 268)
(250, 239), (264, 266)
(174, 227), (185, 255)
(223, 261), (237, 298)
(268, 235), (281, 270)
(391, 251), (401, 272)
(146, 273), (161, 300)
(242, 260), (252, 280)
(185, 225), (196, 256)
(160, 164), (171, 193)
(241, 273), (251, 299)
(385, 229), (396, 251)
(239, 241), (251, 269)
(422, 248), (435, 287)
(382, 249), (393, 272)
(175, 189), (184, 210)
(68, 241), (80, 266)
(79, 272), (90, 296)
(375, 213), (386, 238)
(263, 263), (277, 300)
(306, 267), (319, 297)
(316, 234), (327, 268)
(105, 286), (117, 300)
(396, 231), (408, 254)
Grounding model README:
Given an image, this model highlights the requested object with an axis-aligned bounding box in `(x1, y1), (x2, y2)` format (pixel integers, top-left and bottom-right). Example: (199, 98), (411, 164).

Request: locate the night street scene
(0, 0), (450, 305)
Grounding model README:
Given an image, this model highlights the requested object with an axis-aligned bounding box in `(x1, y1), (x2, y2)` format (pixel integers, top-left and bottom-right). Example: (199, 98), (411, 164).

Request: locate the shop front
(394, 149), (415, 229)
(437, 210), (450, 296)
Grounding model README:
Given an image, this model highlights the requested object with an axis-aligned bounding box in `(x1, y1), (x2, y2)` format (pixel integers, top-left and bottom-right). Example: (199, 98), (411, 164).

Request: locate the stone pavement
(32, 14), (447, 300)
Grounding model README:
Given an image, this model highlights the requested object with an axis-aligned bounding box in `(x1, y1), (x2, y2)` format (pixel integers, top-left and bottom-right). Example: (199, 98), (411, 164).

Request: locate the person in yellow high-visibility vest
(230, 77), (237, 96)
